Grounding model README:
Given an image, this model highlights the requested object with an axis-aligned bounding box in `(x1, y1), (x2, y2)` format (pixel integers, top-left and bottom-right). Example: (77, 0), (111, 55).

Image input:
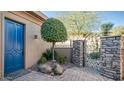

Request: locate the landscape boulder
(38, 63), (52, 74)
(53, 63), (64, 75)
(38, 62), (65, 75)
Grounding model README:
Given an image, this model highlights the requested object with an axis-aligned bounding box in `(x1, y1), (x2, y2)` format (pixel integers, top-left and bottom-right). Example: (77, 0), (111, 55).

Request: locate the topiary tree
(41, 18), (67, 62)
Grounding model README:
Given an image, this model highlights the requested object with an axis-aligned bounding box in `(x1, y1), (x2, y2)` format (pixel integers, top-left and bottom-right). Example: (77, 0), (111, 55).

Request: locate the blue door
(4, 19), (24, 74)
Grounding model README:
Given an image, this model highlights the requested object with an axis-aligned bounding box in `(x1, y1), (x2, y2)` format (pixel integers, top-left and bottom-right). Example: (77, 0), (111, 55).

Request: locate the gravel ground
(13, 66), (113, 81)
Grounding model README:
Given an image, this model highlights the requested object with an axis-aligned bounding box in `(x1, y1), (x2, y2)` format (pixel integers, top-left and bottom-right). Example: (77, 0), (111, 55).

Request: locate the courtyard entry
(4, 18), (24, 74)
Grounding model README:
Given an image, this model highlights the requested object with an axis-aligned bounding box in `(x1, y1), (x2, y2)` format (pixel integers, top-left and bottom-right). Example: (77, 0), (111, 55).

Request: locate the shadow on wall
(55, 48), (72, 63)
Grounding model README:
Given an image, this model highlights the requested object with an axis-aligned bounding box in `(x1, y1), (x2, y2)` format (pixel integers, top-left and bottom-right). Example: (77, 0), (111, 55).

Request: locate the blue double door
(4, 19), (24, 74)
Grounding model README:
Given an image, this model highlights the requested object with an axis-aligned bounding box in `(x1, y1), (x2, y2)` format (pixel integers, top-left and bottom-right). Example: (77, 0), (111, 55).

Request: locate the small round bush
(57, 55), (67, 65)
(38, 56), (47, 64)
(89, 52), (100, 59)
(42, 49), (58, 61)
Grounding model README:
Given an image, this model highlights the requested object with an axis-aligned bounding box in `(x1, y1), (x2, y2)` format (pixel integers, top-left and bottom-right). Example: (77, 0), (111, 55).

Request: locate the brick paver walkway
(13, 67), (113, 81)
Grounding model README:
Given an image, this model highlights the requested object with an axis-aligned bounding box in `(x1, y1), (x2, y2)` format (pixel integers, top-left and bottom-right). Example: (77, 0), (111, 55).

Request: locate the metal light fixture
(34, 35), (38, 39)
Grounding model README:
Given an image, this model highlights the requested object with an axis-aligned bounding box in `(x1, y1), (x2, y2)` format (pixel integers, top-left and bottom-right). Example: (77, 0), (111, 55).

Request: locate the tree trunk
(52, 42), (55, 62)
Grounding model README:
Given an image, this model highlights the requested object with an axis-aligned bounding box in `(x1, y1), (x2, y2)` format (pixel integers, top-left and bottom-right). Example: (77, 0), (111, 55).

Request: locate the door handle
(22, 51), (24, 55)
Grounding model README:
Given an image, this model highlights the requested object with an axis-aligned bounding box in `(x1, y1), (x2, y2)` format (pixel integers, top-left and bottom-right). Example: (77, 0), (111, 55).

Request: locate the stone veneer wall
(72, 40), (86, 67)
(120, 36), (124, 80)
(100, 36), (121, 80)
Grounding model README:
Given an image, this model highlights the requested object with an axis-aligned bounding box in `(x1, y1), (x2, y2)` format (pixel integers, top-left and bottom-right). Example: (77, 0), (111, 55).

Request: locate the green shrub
(42, 49), (58, 60)
(38, 56), (47, 64)
(89, 52), (100, 59)
(41, 49), (67, 64)
(57, 55), (67, 65)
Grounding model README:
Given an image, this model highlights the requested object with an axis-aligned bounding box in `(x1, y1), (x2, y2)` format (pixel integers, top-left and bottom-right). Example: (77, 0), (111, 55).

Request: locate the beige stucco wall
(0, 11), (51, 78)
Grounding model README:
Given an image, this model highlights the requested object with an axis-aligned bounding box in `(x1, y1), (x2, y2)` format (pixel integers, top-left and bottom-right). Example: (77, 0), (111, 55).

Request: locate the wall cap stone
(100, 35), (121, 38)
(73, 40), (86, 41)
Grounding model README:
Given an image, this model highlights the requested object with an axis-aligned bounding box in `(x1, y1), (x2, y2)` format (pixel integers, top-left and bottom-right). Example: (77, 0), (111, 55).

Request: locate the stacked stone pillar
(72, 40), (86, 67)
(100, 36), (124, 80)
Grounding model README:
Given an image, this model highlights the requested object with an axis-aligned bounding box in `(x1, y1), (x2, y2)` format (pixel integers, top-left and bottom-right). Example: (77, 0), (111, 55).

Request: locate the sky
(42, 11), (124, 27)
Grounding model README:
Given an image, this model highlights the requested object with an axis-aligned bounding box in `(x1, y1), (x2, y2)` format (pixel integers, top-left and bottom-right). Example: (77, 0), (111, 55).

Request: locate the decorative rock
(53, 63), (64, 75)
(30, 64), (39, 71)
(50, 72), (55, 76)
(38, 62), (65, 75)
(38, 63), (52, 74)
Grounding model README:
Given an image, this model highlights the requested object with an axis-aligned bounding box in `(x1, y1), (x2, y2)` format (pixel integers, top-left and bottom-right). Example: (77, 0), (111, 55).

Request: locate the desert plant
(101, 22), (114, 36)
(57, 55), (67, 65)
(42, 49), (58, 60)
(89, 52), (100, 59)
(38, 56), (47, 64)
(41, 18), (67, 61)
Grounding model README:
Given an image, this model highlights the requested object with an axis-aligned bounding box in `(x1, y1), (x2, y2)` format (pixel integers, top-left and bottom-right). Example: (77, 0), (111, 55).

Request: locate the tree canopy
(57, 12), (100, 39)
(41, 18), (67, 42)
(112, 26), (124, 35)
